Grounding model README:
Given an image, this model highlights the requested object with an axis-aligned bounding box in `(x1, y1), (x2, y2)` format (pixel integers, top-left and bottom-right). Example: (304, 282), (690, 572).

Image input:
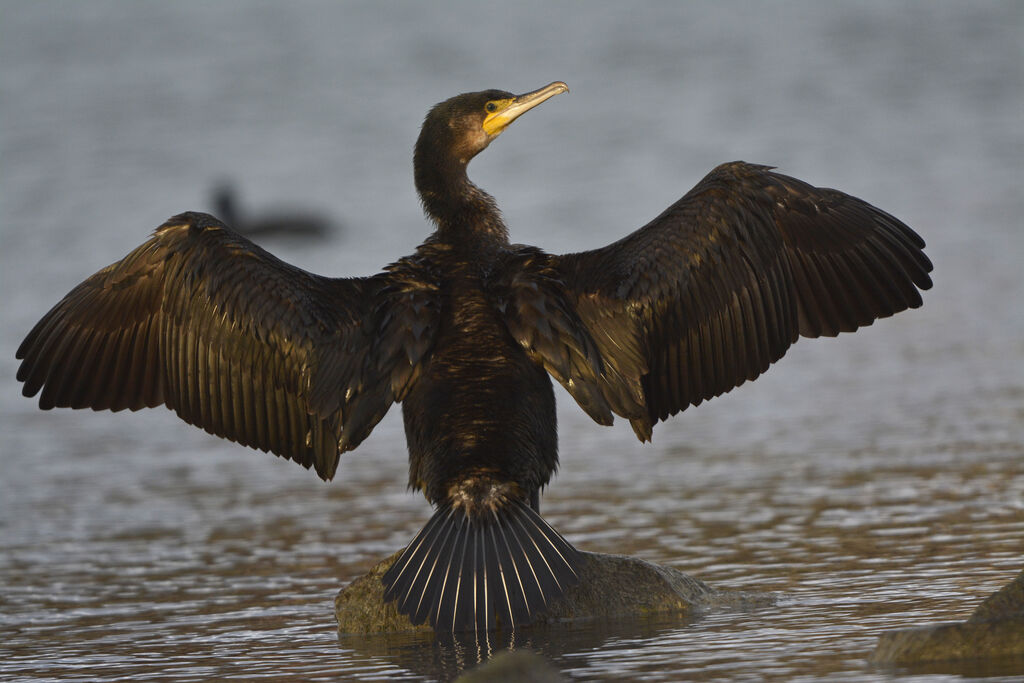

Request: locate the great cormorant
(211, 183), (333, 239)
(15, 81), (933, 632)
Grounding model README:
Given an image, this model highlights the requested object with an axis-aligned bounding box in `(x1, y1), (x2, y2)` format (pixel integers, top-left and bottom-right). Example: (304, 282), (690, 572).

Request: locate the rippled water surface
(2, 2), (1022, 680)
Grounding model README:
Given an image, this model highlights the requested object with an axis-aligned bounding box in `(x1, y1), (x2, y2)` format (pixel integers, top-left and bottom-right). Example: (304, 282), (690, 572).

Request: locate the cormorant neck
(414, 135), (509, 248)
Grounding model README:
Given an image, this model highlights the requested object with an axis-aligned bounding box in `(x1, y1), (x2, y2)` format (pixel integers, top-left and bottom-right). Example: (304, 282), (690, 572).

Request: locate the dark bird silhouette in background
(211, 182), (334, 239)
(16, 82), (933, 632)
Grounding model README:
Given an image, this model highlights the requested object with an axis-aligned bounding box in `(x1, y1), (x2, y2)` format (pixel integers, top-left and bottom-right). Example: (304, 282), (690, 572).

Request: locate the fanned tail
(381, 499), (581, 632)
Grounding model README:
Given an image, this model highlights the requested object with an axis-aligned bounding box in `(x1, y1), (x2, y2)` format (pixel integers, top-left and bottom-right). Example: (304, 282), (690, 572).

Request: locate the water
(1, 1), (1022, 680)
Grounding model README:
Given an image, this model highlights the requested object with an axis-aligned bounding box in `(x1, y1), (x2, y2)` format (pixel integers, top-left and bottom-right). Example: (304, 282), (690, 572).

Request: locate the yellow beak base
(482, 81), (569, 137)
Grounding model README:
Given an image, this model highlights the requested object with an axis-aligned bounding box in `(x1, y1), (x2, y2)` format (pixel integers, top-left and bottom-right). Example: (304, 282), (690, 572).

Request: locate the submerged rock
(871, 569), (1024, 664)
(335, 549), (770, 634)
(453, 649), (567, 683)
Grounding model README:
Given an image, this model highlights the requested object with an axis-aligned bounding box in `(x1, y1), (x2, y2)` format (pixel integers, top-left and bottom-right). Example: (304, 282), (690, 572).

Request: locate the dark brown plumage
(15, 81), (932, 632)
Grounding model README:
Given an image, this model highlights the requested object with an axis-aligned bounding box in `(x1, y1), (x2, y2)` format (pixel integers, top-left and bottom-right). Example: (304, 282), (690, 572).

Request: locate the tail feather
(410, 513), (457, 625)
(382, 499), (581, 632)
(488, 515), (527, 626)
(505, 510), (551, 610)
(383, 507), (445, 605)
(391, 508), (455, 624)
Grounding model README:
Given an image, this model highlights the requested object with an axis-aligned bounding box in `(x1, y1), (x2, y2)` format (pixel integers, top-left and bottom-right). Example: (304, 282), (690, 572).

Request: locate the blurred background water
(1, 1), (1022, 680)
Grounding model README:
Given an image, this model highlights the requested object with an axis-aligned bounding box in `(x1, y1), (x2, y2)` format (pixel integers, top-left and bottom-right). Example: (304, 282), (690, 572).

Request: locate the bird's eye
(485, 102), (498, 113)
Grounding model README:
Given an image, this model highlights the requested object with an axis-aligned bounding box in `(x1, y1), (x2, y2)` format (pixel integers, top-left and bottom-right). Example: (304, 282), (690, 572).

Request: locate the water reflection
(338, 614), (700, 682)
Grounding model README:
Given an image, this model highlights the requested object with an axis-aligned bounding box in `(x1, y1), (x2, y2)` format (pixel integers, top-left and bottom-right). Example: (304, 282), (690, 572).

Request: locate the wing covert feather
(489, 246), (619, 425)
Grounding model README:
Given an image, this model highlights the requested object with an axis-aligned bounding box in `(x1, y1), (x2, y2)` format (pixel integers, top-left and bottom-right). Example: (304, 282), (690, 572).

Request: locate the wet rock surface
(335, 549), (772, 634)
(871, 569), (1024, 665)
(969, 568), (1024, 623)
(453, 649), (568, 683)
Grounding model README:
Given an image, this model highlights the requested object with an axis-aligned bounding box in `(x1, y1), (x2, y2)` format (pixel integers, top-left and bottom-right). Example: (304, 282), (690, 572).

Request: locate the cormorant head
(415, 81), (569, 177)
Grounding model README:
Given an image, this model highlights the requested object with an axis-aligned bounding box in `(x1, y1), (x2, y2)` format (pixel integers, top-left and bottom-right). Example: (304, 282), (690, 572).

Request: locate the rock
(453, 649), (567, 683)
(335, 549), (771, 634)
(969, 569), (1024, 623)
(871, 569), (1024, 664)
(871, 620), (1024, 664)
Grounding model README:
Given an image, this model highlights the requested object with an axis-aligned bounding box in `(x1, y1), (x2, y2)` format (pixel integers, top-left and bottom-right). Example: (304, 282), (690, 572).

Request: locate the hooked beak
(482, 81), (569, 137)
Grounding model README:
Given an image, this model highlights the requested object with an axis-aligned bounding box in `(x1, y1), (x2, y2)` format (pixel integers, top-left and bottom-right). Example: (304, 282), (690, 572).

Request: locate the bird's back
(400, 245), (559, 508)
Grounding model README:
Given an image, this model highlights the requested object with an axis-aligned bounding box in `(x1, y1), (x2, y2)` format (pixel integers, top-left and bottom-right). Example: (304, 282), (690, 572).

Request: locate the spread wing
(541, 161), (933, 439)
(16, 212), (438, 480)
